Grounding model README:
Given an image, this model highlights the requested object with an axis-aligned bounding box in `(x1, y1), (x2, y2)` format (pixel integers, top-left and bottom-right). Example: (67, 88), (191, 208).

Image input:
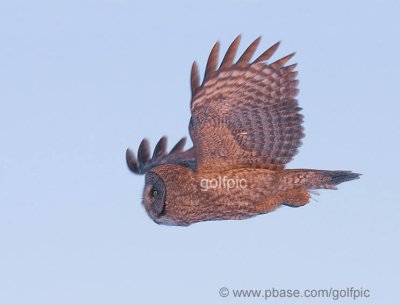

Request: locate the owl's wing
(189, 35), (303, 171)
(126, 137), (195, 175)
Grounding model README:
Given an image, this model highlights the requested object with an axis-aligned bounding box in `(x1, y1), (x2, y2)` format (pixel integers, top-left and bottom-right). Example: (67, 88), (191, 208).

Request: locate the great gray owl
(126, 35), (360, 226)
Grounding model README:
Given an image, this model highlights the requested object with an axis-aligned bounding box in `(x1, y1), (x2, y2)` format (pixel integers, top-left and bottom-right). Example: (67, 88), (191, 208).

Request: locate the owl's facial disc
(143, 172), (167, 219)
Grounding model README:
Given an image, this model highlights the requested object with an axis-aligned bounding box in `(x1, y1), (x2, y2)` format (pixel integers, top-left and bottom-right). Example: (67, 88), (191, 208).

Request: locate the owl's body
(127, 35), (360, 226)
(148, 165), (357, 225)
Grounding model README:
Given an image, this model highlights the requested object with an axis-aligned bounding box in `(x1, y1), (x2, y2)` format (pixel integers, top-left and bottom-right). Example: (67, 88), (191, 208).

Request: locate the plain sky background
(1, 0), (399, 304)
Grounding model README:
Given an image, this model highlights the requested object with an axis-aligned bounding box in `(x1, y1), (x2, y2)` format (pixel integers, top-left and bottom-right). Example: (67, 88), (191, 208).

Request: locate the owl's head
(142, 171), (167, 222)
(126, 137), (196, 225)
(142, 164), (194, 226)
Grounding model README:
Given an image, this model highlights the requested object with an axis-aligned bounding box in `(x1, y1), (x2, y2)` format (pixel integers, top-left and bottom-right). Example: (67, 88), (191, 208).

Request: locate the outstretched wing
(126, 137), (195, 175)
(189, 35), (303, 172)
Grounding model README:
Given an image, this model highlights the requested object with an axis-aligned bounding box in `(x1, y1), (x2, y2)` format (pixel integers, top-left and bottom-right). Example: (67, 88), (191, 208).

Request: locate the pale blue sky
(1, 0), (399, 304)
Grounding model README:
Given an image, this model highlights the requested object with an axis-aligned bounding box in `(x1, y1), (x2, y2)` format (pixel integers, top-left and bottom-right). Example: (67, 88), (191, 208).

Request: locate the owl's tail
(279, 169), (360, 208)
(284, 169), (361, 190)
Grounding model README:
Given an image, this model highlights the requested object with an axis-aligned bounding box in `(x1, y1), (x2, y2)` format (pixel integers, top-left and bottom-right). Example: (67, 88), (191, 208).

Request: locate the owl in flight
(126, 35), (360, 226)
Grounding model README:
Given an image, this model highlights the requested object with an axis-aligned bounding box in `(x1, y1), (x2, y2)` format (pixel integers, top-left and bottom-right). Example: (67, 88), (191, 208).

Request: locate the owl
(126, 35), (360, 226)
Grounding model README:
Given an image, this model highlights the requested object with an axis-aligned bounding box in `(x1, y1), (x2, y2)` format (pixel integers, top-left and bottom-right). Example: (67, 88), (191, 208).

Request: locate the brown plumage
(126, 35), (360, 226)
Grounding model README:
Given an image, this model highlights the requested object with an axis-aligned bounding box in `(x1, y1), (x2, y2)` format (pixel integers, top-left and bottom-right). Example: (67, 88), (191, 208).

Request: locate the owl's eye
(144, 172), (166, 217)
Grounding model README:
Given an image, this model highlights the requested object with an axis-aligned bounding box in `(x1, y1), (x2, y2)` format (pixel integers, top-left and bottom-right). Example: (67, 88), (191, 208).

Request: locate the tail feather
(323, 170), (361, 186)
(284, 169), (361, 190)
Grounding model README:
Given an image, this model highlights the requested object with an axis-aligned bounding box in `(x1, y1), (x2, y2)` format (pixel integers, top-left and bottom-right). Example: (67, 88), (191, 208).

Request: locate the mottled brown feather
(236, 36), (261, 65)
(190, 37), (304, 171)
(190, 61), (200, 97)
(253, 41), (280, 63)
(203, 42), (220, 84)
(220, 35), (241, 69)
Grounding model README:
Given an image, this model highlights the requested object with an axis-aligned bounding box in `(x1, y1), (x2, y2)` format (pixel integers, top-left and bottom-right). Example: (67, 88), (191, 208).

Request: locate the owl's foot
(282, 188), (310, 208)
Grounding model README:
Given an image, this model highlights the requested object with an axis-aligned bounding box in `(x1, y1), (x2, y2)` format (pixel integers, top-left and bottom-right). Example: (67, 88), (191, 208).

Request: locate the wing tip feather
(126, 137), (190, 175)
(191, 61), (200, 97)
(203, 41), (221, 83)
